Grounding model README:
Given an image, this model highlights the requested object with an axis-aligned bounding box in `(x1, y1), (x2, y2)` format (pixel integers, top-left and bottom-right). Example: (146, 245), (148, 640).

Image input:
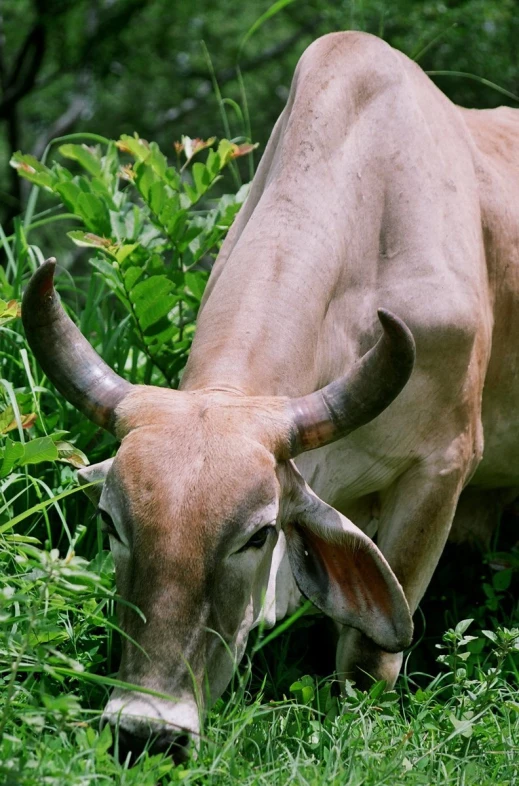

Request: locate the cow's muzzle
(101, 692), (199, 764)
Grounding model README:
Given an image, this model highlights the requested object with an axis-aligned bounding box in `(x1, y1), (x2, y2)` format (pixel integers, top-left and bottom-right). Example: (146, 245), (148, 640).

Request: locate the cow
(22, 31), (519, 762)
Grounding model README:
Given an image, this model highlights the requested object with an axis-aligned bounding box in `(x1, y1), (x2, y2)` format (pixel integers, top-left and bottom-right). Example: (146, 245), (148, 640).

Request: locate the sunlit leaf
(58, 144), (103, 178)
(0, 299), (21, 326)
(9, 152), (57, 190)
(19, 436), (59, 466)
(0, 437), (25, 477)
(55, 441), (90, 468)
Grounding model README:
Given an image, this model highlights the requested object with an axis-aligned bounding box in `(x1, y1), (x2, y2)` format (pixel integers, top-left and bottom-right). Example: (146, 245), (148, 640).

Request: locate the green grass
(1, 597), (518, 785)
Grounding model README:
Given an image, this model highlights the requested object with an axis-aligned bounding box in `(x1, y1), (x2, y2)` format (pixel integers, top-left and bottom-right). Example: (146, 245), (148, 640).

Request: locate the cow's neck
(180, 189), (379, 398)
(180, 79), (384, 398)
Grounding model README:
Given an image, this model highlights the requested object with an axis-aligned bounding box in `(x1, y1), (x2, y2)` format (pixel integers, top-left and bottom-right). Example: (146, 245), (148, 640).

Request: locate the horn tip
(377, 308), (416, 357)
(377, 307), (404, 331)
(22, 258), (59, 329)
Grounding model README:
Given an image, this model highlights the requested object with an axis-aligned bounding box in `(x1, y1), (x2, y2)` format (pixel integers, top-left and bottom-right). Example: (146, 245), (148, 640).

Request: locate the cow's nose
(111, 723), (191, 764)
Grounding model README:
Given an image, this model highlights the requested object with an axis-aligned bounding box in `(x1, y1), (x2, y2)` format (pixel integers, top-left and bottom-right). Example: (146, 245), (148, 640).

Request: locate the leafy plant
(11, 133), (255, 386)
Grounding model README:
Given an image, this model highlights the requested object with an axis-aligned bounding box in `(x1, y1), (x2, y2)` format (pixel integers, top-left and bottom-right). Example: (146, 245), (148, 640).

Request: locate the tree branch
(0, 23), (46, 120)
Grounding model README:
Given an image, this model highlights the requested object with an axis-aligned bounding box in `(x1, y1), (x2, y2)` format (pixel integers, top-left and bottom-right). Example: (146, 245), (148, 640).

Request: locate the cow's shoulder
(299, 31), (395, 64)
(295, 32), (407, 97)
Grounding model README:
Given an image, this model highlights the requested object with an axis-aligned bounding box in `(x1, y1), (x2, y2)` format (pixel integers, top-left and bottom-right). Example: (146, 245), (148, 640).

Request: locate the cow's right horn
(287, 309), (415, 456)
(22, 258), (134, 433)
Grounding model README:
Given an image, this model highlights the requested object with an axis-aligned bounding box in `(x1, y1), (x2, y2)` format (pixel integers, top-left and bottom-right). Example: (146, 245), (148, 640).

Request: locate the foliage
(10, 134), (252, 385)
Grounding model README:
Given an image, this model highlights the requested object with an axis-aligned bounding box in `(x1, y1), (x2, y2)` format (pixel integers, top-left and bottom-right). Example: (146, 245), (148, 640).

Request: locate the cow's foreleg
(336, 447), (474, 688)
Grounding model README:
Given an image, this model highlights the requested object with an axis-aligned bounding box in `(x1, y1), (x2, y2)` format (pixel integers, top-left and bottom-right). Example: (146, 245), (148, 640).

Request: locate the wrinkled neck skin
(180, 47), (388, 400)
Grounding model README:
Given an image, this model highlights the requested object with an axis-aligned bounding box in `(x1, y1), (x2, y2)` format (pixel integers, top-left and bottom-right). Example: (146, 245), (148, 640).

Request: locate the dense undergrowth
(0, 132), (518, 785)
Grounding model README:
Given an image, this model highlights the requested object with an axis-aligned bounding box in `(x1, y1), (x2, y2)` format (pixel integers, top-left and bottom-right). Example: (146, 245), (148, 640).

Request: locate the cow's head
(23, 259), (415, 762)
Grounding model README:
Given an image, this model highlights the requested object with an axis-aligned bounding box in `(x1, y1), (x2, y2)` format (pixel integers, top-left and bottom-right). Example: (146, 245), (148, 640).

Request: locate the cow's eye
(98, 509), (119, 540)
(238, 525), (275, 553)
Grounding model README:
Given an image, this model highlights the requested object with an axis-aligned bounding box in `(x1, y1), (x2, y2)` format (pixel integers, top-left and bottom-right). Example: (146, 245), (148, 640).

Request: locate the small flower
(119, 164), (135, 181)
(180, 136), (216, 161)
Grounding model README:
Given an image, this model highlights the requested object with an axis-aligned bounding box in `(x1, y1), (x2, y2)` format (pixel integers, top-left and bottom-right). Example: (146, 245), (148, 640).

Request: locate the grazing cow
(23, 31), (519, 761)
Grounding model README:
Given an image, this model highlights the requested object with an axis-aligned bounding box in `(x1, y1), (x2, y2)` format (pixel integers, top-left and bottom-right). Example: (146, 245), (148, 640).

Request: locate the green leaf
(492, 568), (512, 591)
(58, 144), (103, 178)
(19, 436), (59, 466)
(185, 271), (208, 301)
(88, 257), (123, 294)
(0, 437), (25, 478)
(130, 275), (176, 333)
(164, 166), (181, 190)
(290, 675), (315, 705)
(135, 162), (158, 201)
(96, 722), (113, 754)
(75, 192), (111, 235)
(68, 230), (113, 252)
(114, 243), (139, 265)
(217, 139), (237, 166)
(55, 441), (90, 468)
(178, 225), (204, 252)
(183, 182), (198, 204)
(130, 275), (173, 303)
(192, 162), (212, 197)
(55, 181), (83, 212)
(117, 134), (151, 162)
(449, 713), (473, 738)
(123, 265), (144, 291)
(454, 619), (474, 636)
(0, 299), (21, 326)
(148, 142), (169, 178)
(149, 180), (167, 216)
(90, 177), (117, 210)
(10, 152), (57, 190)
(369, 680), (387, 701)
(159, 200), (185, 239)
(206, 149), (221, 178)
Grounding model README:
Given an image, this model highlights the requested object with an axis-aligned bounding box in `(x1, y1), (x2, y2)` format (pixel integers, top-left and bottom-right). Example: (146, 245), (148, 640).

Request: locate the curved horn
(22, 258), (133, 433)
(287, 309), (415, 456)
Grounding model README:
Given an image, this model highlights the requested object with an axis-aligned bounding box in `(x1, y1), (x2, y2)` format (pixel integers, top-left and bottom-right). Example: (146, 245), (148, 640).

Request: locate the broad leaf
(19, 436), (59, 466)
(9, 152), (56, 190)
(58, 144), (103, 178)
(0, 437), (25, 478)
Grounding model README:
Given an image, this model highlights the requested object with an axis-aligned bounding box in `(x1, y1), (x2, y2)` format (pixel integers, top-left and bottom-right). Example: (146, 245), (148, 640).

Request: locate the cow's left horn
(287, 309), (415, 455)
(22, 258), (133, 433)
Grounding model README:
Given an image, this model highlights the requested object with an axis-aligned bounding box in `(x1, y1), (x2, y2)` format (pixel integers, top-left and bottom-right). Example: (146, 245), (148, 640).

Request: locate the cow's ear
(77, 458), (114, 506)
(283, 482), (412, 653)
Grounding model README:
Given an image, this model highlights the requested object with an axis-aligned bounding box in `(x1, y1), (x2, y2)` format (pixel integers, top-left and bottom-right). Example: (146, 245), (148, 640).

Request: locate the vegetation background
(0, 1), (518, 783)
